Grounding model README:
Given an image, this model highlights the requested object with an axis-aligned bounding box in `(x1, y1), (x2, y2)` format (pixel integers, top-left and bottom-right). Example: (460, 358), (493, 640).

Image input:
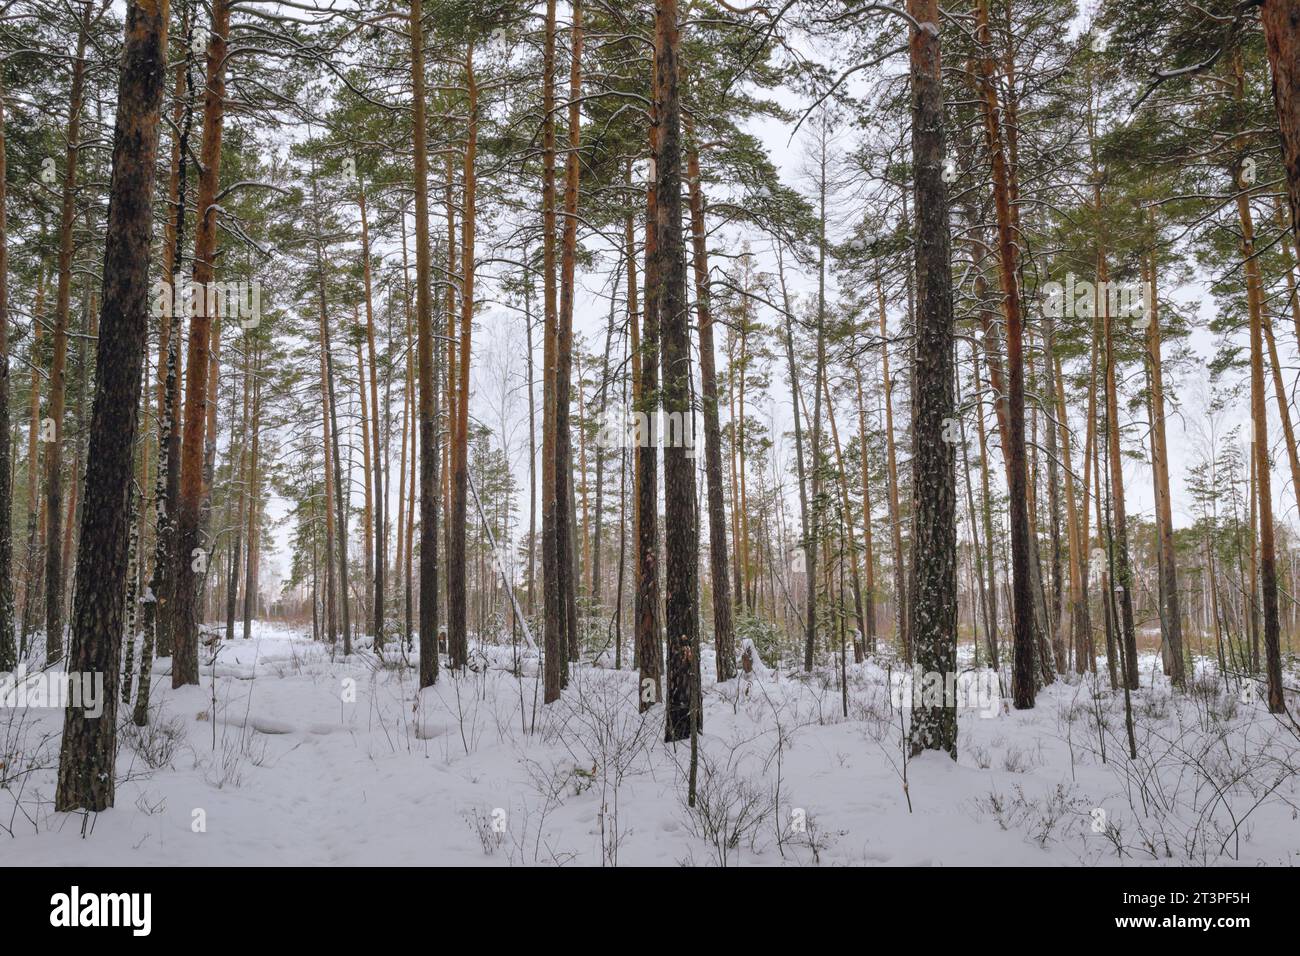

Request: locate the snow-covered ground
(3, 623), (1298, 866)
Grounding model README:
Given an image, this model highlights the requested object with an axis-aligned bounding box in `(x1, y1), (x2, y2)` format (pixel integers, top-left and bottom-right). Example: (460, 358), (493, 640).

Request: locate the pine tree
(905, 0), (959, 759)
(56, 0), (170, 811)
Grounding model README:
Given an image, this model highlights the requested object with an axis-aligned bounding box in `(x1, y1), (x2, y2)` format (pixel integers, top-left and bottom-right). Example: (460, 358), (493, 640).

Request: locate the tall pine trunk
(854, 368), (878, 653)
(976, 0), (1036, 708)
(409, 0), (440, 688)
(358, 184), (385, 650)
(1100, 247), (1139, 691)
(685, 130), (735, 681)
(655, 0), (699, 744)
(45, 3), (92, 664)
(634, 21), (664, 711)
(542, 0), (568, 702)
(804, 120), (830, 674)
(172, 0), (230, 687)
(0, 68), (13, 673)
(1235, 178), (1286, 712)
(876, 277), (908, 661)
(242, 347), (261, 641)
(447, 46), (477, 672)
(153, 3), (193, 659)
(906, 0), (959, 758)
(557, 0), (583, 666)
(1144, 244), (1185, 687)
(56, 0), (169, 810)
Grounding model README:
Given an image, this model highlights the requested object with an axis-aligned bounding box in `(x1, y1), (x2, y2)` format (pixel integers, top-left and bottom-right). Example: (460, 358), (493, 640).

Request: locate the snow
(3, 622), (1298, 866)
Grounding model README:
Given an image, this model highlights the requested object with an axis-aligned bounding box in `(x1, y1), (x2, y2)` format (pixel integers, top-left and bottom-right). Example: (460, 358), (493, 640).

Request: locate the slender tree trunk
(1144, 245), (1185, 687)
(171, 0), (230, 687)
(154, 3), (192, 662)
(356, 332), (373, 631)
(557, 0), (583, 665)
(775, 245), (810, 658)
(977, 0), (1036, 707)
(324, 311), (351, 655)
(624, 171), (640, 663)
(1041, 321), (1065, 674)
(135, 19), (193, 718)
(1053, 343), (1091, 674)
(685, 130), (735, 681)
(443, 161), (456, 585)
(45, 3), (92, 664)
(1236, 180), (1285, 711)
(590, 287), (617, 611)
(410, 0), (440, 688)
(20, 265), (45, 649)
(398, 201), (414, 646)
(854, 369), (878, 653)
(1100, 247), (1139, 690)
(197, 289), (222, 620)
(955, 359), (993, 669)
(973, 349), (1000, 669)
(736, 301), (752, 610)
(804, 119), (830, 674)
(242, 348), (261, 641)
(822, 375), (867, 662)
(542, 0), (568, 702)
(1244, 448), (1259, 671)
(226, 344), (249, 641)
(121, 489), (142, 704)
(447, 46), (477, 671)
(317, 258), (337, 648)
(1081, 295), (1101, 676)
(358, 184), (386, 649)
(524, 245), (537, 617)
(634, 19), (664, 711)
(877, 277), (908, 660)
(0, 69), (13, 672)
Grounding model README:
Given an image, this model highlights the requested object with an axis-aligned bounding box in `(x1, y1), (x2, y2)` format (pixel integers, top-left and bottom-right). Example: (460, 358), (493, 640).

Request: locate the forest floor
(3, 623), (1299, 866)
